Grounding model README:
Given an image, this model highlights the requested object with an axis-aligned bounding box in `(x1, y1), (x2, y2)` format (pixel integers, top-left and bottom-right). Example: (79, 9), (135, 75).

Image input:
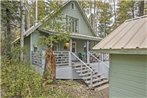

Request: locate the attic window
(71, 3), (74, 9)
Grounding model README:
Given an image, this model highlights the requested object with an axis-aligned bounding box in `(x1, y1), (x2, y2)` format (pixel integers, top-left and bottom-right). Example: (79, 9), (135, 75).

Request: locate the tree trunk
(5, 8), (11, 58)
(113, 0), (116, 23)
(25, 1), (30, 31)
(138, 0), (144, 16)
(20, 0), (25, 61)
(42, 47), (56, 86)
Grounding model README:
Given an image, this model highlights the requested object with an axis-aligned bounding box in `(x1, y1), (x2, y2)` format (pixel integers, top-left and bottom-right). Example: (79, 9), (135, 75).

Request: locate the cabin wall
(109, 54), (147, 98)
(89, 41), (97, 51)
(62, 1), (94, 36)
(24, 35), (30, 62)
(73, 39), (85, 54)
(31, 31), (47, 52)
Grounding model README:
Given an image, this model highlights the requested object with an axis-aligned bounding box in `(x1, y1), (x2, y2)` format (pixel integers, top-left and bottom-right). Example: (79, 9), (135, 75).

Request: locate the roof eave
(92, 48), (147, 55)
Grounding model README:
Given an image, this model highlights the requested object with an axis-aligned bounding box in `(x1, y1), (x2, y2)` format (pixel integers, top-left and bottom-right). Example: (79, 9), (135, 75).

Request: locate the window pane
(66, 15), (79, 33)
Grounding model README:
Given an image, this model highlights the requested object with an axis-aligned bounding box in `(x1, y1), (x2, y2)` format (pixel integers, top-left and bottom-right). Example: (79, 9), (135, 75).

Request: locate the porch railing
(88, 51), (109, 78)
(32, 51), (69, 67)
(90, 51), (109, 62)
(32, 51), (43, 68)
(71, 52), (93, 88)
(54, 51), (69, 66)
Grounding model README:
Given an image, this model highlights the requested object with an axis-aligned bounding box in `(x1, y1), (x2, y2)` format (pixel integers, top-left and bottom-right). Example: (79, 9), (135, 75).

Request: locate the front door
(72, 41), (76, 53)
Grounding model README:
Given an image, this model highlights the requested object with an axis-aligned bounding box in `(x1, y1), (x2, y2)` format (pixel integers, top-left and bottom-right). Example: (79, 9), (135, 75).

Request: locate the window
(33, 45), (37, 52)
(53, 44), (59, 51)
(66, 15), (79, 33)
(72, 42), (76, 53)
(71, 3), (74, 9)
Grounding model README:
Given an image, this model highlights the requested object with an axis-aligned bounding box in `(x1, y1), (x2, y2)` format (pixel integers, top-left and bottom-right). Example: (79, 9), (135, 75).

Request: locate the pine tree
(97, 1), (113, 37)
(138, 0), (145, 16)
(37, 1), (70, 85)
(112, 0), (134, 30)
(1, 0), (20, 57)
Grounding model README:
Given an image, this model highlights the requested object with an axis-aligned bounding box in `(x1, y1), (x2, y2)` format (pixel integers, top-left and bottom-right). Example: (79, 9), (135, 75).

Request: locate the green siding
(109, 54), (147, 98)
(31, 31), (44, 52)
(74, 39), (85, 54)
(24, 35), (30, 62)
(62, 1), (94, 36)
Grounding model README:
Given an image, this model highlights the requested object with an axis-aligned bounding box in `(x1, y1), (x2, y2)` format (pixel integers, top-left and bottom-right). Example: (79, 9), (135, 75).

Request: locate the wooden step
(82, 74), (99, 80)
(74, 66), (88, 70)
(96, 84), (109, 91)
(72, 64), (81, 67)
(76, 69), (89, 73)
(85, 77), (103, 84)
(79, 71), (97, 77)
(92, 80), (109, 87)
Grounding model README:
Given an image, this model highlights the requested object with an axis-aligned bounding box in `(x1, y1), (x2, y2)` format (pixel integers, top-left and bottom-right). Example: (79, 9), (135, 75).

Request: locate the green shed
(93, 16), (147, 98)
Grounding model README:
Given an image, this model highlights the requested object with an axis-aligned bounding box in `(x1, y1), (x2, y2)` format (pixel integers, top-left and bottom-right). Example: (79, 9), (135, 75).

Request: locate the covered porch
(31, 34), (109, 79)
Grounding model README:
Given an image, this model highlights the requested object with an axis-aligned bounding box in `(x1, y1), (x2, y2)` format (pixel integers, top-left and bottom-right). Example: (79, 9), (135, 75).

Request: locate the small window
(71, 3), (74, 9)
(53, 44), (59, 51)
(34, 46), (37, 52)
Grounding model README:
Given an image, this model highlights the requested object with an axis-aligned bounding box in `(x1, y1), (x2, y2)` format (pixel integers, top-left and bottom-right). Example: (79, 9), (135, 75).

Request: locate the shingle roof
(93, 16), (147, 51)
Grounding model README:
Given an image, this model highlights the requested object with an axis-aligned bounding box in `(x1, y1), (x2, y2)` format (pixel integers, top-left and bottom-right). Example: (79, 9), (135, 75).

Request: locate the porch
(32, 50), (109, 79)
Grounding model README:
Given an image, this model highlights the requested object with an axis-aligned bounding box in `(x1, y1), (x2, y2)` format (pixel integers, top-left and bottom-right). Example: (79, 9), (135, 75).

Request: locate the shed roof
(93, 16), (147, 54)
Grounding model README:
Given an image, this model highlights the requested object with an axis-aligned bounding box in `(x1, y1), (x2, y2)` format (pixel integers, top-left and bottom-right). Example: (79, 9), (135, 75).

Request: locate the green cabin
(13, 1), (109, 90)
(93, 16), (147, 97)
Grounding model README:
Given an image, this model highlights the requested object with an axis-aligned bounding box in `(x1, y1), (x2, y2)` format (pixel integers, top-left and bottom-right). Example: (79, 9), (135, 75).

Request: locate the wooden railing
(32, 51), (43, 68)
(90, 51), (109, 62)
(88, 51), (109, 78)
(32, 51), (69, 67)
(71, 52), (93, 88)
(54, 51), (69, 66)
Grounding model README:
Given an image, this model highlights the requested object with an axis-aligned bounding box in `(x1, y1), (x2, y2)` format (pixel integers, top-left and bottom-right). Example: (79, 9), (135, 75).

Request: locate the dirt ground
(49, 80), (109, 98)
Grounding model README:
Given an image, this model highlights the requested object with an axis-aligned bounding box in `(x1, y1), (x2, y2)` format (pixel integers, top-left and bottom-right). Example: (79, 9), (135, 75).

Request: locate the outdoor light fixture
(64, 42), (69, 49)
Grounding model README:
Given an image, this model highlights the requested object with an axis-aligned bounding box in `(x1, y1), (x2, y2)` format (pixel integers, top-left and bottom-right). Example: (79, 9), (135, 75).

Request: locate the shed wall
(109, 54), (147, 98)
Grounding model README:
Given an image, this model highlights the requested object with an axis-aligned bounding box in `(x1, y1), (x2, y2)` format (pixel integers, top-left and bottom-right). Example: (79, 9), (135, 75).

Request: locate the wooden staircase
(72, 62), (108, 90)
(71, 52), (109, 90)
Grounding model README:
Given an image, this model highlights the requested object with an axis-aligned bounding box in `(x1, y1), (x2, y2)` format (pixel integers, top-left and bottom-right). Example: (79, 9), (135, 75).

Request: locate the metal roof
(93, 16), (147, 51)
(71, 33), (102, 41)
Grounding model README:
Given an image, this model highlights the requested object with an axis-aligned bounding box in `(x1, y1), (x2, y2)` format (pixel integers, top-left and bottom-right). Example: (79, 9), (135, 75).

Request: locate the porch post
(30, 34), (33, 64)
(87, 40), (90, 65)
(69, 39), (72, 66)
(102, 53), (104, 61)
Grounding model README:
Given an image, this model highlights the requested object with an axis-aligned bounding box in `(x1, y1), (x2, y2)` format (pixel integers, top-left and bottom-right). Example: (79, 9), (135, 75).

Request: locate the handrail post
(90, 71), (93, 88)
(69, 51), (71, 66)
(81, 65), (82, 75)
(69, 39), (72, 66)
(87, 41), (90, 65)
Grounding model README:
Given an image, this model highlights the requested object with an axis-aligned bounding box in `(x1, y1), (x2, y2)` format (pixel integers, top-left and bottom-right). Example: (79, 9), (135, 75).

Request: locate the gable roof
(93, 15), (147, 54)
(25, 0), (96, 37)
(12, 0), (98, 44)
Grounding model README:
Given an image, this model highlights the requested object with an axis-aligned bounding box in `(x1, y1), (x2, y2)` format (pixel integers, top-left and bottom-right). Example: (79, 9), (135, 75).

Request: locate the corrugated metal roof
(93, 16), (147, 50)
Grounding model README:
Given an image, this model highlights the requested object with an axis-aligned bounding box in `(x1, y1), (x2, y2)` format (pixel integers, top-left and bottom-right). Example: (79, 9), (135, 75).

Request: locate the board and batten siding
(62, 1), (94, 36)
(109, 54), (147, 98)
